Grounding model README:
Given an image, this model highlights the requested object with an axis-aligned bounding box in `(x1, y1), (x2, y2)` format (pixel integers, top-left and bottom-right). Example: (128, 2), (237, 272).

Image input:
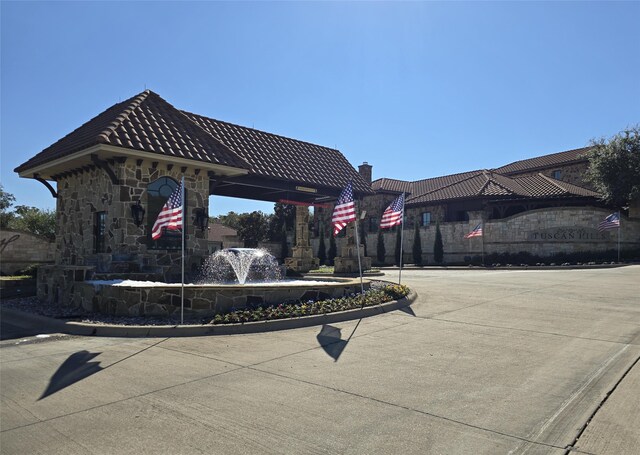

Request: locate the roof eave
(16, 144), (249, 181)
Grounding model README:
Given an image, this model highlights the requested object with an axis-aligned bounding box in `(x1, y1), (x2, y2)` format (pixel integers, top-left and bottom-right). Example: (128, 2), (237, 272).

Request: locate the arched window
(147, 177), (186, 250)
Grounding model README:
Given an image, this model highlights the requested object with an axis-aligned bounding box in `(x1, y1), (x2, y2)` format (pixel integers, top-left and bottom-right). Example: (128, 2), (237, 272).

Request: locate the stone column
(284, 206), (319, 273)
(334, 222), (371, 274)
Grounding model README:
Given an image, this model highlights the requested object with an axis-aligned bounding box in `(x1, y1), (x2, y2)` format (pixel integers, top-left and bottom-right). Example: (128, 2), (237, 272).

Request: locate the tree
(327, 234), (337, 266)
(7, 205), (57, 240)
(236, 211), (269, 247)
(317, 225), (327, 265)
(268, 202), (295, 241)
(0, 184), (16, 228)
(434, 221), (444, 264)
(585, 125), (640, 208)
(394, 226), (402, 266)
(412, 222), (423, 266)
(213, 211), (242, 230)
(280, 224), (288, 261)
(376, 229), (386, 265)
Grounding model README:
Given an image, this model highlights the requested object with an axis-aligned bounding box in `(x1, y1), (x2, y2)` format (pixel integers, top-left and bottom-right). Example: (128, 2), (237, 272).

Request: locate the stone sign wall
(311, 206), (640, 265)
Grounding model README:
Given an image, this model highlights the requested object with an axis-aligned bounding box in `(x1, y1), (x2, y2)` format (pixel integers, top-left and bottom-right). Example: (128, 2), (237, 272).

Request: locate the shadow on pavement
(316, 324), (349, 362)
(398, 305), (416, 317)
(39, 350), (102, 400)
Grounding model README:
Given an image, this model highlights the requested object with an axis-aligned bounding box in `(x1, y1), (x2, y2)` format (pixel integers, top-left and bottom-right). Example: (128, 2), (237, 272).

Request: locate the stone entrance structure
(284, 206), (319, 273)
(334, 222), (372, 274)
(14, 90), (373, 311)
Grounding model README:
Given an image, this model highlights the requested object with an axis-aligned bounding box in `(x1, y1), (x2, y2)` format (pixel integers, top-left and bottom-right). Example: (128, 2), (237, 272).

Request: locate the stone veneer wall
(312, 206), (640, 265)
(73, 278), (367, 317)
(39, 159), (211, 305)
(54, 160), (209, 274)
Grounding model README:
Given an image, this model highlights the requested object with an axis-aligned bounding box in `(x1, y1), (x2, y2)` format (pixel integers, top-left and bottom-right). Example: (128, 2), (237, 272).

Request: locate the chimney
(358, 162), (372, 185)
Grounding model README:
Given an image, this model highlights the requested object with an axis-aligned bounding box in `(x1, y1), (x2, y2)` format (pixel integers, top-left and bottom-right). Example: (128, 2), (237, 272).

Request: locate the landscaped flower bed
(211, 283), (410, 324)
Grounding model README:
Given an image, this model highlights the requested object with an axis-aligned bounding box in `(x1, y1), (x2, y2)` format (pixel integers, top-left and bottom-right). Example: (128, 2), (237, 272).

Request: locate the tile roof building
(315, 144), (639, 265)
(14, 90), (372, 290)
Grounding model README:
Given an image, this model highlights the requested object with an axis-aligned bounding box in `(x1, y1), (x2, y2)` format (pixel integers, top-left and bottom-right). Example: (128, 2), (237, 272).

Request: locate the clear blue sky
(2, 1), (639, 216)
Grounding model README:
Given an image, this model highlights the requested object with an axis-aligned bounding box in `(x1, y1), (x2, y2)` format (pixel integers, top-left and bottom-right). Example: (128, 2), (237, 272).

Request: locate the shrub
(211, 284), (411, 325)
(434, 221), (444, 264)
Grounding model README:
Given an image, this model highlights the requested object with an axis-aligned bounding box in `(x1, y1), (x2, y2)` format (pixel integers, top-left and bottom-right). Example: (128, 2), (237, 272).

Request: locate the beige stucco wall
(0, 229), (54, 275)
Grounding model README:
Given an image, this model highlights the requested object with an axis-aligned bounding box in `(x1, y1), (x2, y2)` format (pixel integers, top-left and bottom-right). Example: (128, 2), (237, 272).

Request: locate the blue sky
(2, 1), (639, 216)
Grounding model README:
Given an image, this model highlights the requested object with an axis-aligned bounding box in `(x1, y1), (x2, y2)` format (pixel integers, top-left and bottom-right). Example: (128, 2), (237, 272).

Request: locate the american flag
(380, 193), (404, 229)
(465, 223), (483, 238)
(598, 212), (620, 231)
(151, 179), (184, 240)
(332, 181), (356, 236)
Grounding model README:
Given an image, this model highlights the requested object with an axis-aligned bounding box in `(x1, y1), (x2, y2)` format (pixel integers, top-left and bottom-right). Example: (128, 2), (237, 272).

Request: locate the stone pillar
(334, 222), (372, 274)
(284, 206), (319, 273)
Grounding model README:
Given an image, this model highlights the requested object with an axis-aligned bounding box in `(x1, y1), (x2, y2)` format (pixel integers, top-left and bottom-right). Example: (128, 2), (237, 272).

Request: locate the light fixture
(130, 200), (145, 227)
(193, 208), (208, 232)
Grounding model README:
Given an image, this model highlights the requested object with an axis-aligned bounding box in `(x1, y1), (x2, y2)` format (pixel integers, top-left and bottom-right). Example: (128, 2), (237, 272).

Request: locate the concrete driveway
(1, 266), (638, 454)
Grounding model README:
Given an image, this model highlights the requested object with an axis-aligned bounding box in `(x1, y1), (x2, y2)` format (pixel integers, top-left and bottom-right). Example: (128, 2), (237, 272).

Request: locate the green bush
(211, 284), (410, 325)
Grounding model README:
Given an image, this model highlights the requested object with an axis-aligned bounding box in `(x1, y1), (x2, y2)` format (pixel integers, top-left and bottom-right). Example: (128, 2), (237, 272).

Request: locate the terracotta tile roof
(16, 90), (372, 196)
(15, 91), (249, 173)
(405, 170), (598, 205)
(513, 174), (599, 198)
(493, 147), (591, 175)
(374, 146), (597, 206)
(182, 112), (372, 195)
(371, 171), (478, 196)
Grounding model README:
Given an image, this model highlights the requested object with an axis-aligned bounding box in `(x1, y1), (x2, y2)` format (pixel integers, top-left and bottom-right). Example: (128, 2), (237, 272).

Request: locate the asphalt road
(1, 266), (639, 454)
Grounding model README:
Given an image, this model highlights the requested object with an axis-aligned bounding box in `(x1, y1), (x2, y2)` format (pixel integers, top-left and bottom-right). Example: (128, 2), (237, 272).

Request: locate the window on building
(147, 177), (185, 250)
(552, 170), (562, 179)
(421, 212), (431, 226)
(368, 217), (378, 233)
(94, 211), (106, 253)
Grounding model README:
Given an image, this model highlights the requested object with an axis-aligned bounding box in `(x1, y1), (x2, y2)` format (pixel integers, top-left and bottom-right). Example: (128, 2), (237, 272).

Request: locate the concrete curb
(1, 290), (418, 338)
(378, 263), (631, 271)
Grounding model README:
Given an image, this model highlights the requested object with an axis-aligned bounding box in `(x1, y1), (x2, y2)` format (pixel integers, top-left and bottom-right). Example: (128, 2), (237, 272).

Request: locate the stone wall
(0, 229), (54, 275)
(54, 160), (210, 278)
(312, 206), (640, 265)
(71, 278), (367, 317)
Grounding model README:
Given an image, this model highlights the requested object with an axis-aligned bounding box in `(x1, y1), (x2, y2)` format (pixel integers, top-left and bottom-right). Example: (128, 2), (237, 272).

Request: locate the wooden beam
(90, 154), (119, 184)
(33, 173), (58, 198)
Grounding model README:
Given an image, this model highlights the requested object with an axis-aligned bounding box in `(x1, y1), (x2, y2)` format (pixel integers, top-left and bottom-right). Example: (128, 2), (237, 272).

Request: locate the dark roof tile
(494, 147), (591, 175)
(15, 91), (249, 173)
(183, 112), (372, 195)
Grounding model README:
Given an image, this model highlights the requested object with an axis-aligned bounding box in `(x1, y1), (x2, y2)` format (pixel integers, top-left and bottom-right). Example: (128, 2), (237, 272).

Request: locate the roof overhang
(17, 144), (249, 181)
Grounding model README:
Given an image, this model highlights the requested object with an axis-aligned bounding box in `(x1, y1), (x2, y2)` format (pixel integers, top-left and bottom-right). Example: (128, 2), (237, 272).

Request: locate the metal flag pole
(180, 175), (185, 325)
(398, 193), (405, 285)
(617, 211), (621, 263)
(353, 201), (364, 295)
(481, 221), (485, 267)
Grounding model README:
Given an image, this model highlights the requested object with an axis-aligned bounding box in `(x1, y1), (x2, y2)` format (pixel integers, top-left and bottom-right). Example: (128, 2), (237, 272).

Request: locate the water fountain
(199, 248), (282, 284)
(83, 248), (369, 318)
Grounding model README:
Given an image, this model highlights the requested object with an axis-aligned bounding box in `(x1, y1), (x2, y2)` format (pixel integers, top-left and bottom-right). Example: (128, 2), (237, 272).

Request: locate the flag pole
(481, 221), (485, 267)
(354, 202), (364, 295)
(398, 193), (405, 285)
(617, 211), (621, 263)
(180, 176), (185, 325)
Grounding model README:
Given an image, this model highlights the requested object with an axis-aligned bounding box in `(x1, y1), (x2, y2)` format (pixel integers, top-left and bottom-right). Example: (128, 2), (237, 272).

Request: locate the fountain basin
(79, 277), (370, 317)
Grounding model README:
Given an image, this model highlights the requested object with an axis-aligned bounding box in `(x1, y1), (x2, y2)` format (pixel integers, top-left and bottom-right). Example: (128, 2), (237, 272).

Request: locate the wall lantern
(193, 208), (209, 232)
(130, 200), (145, 227)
